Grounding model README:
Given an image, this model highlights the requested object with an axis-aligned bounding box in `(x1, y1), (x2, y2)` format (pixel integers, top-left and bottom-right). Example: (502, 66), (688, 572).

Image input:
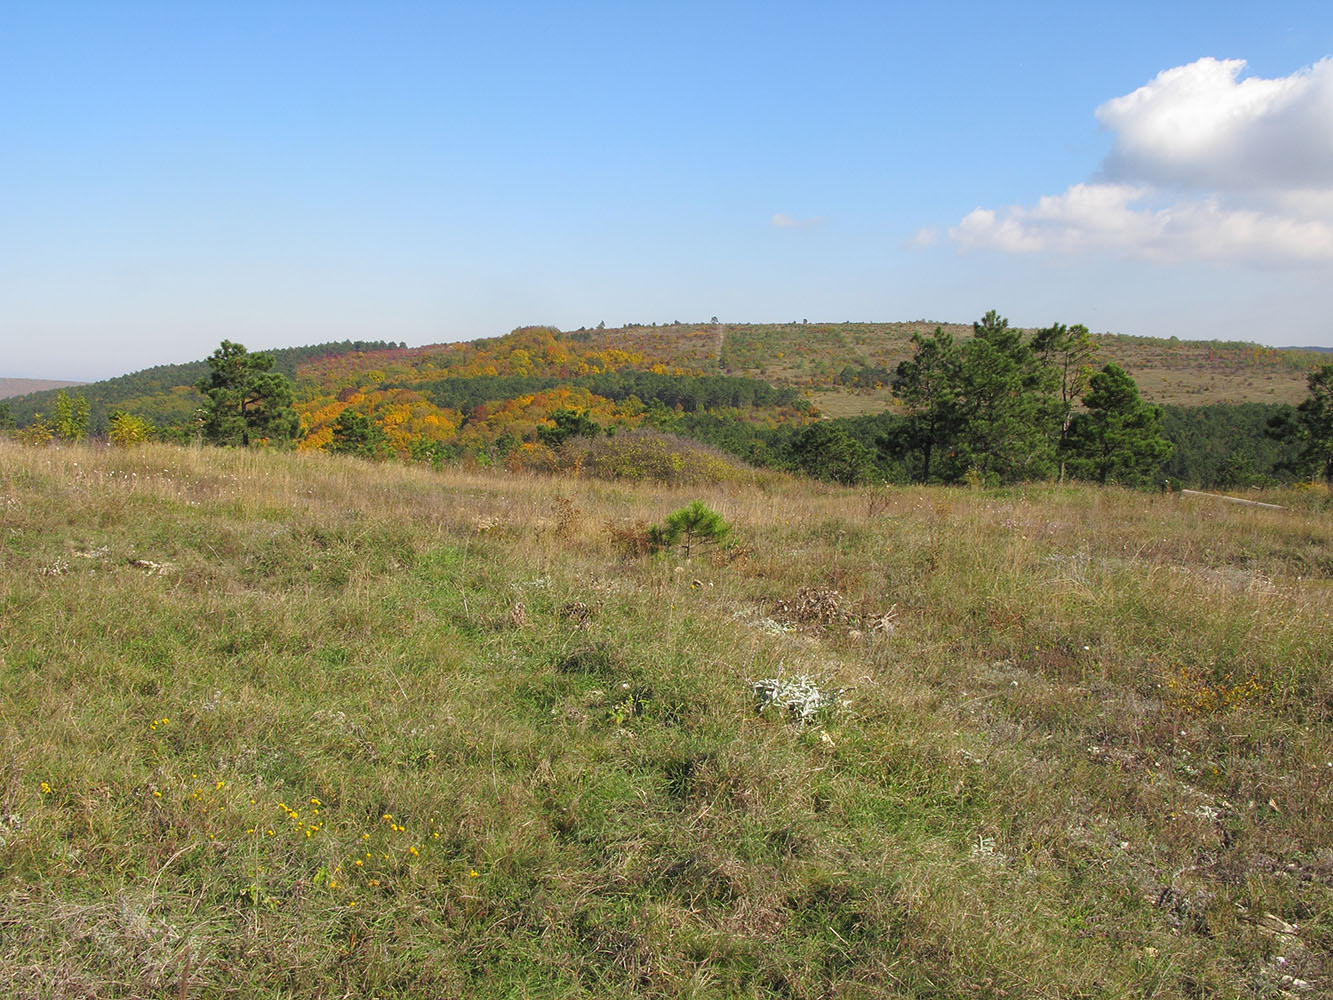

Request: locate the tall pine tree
(1063, 363), (1172, 486)
(1031, 322), (1098, 480)
(891, 327), (963, 482)
(952, 311), (1058, 484)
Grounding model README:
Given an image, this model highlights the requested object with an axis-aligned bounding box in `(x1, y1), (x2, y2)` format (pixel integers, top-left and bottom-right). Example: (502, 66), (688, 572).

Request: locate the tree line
(414, 371), (803, 415)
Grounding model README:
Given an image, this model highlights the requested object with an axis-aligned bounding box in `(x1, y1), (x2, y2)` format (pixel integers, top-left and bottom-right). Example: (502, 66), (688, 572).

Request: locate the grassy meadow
(1, 439), (1331, 998)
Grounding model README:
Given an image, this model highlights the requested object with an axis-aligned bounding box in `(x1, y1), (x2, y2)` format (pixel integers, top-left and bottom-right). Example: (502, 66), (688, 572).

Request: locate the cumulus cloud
(772, 212), (824, 229)
(949, 57), (1333, 265)
(1098, 57), (1333, 192)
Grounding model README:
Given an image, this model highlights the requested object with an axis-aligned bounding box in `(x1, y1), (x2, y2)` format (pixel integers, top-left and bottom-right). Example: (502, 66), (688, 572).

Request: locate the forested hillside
(6, 320), (1330, 490)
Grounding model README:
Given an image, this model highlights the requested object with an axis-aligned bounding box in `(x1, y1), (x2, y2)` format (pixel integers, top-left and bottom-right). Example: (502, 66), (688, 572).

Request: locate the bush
(108, 412), (155, 447)
(560, 428), (752, 485)
(788, 423), (876, 485)
(503, 441), (561, 474)
(606, 519), (653, 558)
(16, 414), (54, 446)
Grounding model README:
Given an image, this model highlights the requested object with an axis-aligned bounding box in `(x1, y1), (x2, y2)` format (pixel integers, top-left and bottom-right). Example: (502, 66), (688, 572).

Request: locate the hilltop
(1, 439), (1329, 996)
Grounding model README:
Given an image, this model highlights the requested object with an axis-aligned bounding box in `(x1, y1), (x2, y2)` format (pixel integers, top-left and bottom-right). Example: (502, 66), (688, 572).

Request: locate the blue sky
(3, 1), (1332, 379)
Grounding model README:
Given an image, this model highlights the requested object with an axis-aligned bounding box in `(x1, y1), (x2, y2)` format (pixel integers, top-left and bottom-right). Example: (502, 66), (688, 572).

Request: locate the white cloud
(772, 212), (824, 229)
(1098, 57), (1333, 192)
(953, 184), (1333, 264)
(949, 57), (1333, 265)
(906, 226), (940, 247)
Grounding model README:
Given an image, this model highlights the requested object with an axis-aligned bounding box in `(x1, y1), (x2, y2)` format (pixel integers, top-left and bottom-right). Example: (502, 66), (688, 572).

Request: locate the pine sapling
(648, 501), (730, 558)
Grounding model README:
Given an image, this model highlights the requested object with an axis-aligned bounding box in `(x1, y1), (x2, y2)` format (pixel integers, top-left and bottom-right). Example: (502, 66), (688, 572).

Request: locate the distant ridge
(4, 326), (1328, 435)
(0, 378), (85, 400)
(1282, 345), (1333, 354)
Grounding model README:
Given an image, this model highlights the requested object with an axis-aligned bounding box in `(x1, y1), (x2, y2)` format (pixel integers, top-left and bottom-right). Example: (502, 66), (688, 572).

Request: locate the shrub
(606, 519), (653, 558)
(108, 412), (155, 447)
(503, 441), (560, 473)
(53, 390), (90, 443)
(16, 413), (54, 446)
(561, 428), (752, 485)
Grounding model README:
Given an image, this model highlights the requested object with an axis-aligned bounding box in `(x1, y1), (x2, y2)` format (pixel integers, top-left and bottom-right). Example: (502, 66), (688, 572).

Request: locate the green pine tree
(891, 327), (963, 483)
(329, 408), (392, 460)
(1032, 322), (1098, 480)
(537, 408), (602, 448)
(1063, 363), (1172, 486)
(952, 311), (1058, 484)
(648, 501), (731, 558)
(1267, 364), (1333, 482)
(196, 341), (300, 447)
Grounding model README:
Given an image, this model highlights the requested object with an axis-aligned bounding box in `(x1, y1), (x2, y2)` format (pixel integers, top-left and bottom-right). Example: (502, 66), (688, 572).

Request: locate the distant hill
(0, 378), (84, 400)
(2, 341), (403, 433)
(6, 322), (1327, 450)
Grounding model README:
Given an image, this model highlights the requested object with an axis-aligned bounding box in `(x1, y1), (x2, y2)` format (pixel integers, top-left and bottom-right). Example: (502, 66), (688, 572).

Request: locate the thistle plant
(750, 675), (846, 724)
